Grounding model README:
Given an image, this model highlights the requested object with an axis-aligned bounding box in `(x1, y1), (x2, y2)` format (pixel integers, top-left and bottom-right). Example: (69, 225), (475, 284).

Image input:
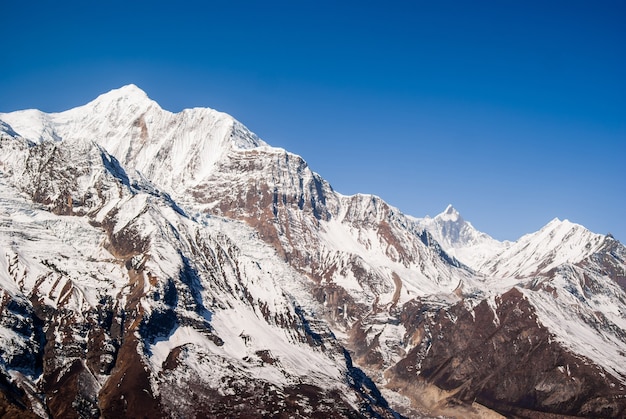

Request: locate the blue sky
(1, 1), (625, 241)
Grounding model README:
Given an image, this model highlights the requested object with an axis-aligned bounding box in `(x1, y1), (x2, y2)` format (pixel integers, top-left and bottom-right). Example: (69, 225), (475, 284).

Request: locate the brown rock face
(98, 335), (164, 419)
(579, 235), (626, 291)
(388, 288), (626, 418)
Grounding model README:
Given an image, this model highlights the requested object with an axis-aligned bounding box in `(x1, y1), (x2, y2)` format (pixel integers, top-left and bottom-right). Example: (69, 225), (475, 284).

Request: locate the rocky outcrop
(388, 288), (626, 417)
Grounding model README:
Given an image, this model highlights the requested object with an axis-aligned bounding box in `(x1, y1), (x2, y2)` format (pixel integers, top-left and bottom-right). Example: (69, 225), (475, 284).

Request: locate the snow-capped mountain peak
(94, 83), (151, 103)
(438, 204), (461, 222)
(79, 83), (157, 115)
(477, 215), (606, 276)
(1, 85), (266, 194)
(414, 205), (506, 270)
(544, 216), (577, 230)
(107, 83), (149, 98)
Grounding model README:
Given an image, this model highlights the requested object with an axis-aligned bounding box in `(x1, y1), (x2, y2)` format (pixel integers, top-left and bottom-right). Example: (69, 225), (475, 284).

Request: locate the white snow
(477, 218), (605, 278)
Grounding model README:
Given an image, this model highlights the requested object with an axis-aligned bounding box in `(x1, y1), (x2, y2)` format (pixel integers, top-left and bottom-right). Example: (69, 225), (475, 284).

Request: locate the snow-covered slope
(478, 217), (607, 278)
(1, 85), (625, 418)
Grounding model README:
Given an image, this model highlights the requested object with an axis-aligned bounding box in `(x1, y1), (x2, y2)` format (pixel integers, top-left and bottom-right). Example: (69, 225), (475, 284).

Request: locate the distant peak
(444, 204), (458, 216)
(541, 217), (590, 236)
(546, 217), (576, 228)
(87, 84), (156, 110)
(117, 83), (146, 94)
(106, 84), (149, 100)
(437, 204), (462, 222)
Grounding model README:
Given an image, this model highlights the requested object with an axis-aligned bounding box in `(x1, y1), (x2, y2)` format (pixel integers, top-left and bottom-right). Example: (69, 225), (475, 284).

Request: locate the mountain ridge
(1, 85), (625, 418)
(1, 85), (618, 246)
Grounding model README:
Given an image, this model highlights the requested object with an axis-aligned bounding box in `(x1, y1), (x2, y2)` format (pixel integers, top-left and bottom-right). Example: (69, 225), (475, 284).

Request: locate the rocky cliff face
(1, 85), (625, 418)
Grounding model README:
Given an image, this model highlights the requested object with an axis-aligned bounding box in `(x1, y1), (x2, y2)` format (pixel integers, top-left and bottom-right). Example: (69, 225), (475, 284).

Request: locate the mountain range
(0, 85), (624, 418)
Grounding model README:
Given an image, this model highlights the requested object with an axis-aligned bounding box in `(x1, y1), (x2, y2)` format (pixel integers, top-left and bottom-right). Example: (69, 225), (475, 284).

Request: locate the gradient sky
(1, 1), (625, 241)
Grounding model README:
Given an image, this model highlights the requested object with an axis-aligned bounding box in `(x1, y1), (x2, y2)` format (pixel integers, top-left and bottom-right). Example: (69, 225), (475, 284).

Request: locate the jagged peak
(77, 85), (256, 139)
(547, 216), (563, 224)
(436, 204), (462, 222)
(511, 217), (603, 255)
(444, 204), (459, 216)
(542, 217), (581, 232)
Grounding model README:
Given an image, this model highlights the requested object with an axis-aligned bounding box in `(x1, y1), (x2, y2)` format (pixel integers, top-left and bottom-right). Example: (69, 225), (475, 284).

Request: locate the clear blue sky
(1, 1), (625, 241)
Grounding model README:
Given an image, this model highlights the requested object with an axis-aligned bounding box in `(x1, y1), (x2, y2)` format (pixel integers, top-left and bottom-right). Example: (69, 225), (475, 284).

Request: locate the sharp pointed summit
(415, 204), (506, 269)
(438, 204), (462, 222)
(444, 204), (458, 215)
